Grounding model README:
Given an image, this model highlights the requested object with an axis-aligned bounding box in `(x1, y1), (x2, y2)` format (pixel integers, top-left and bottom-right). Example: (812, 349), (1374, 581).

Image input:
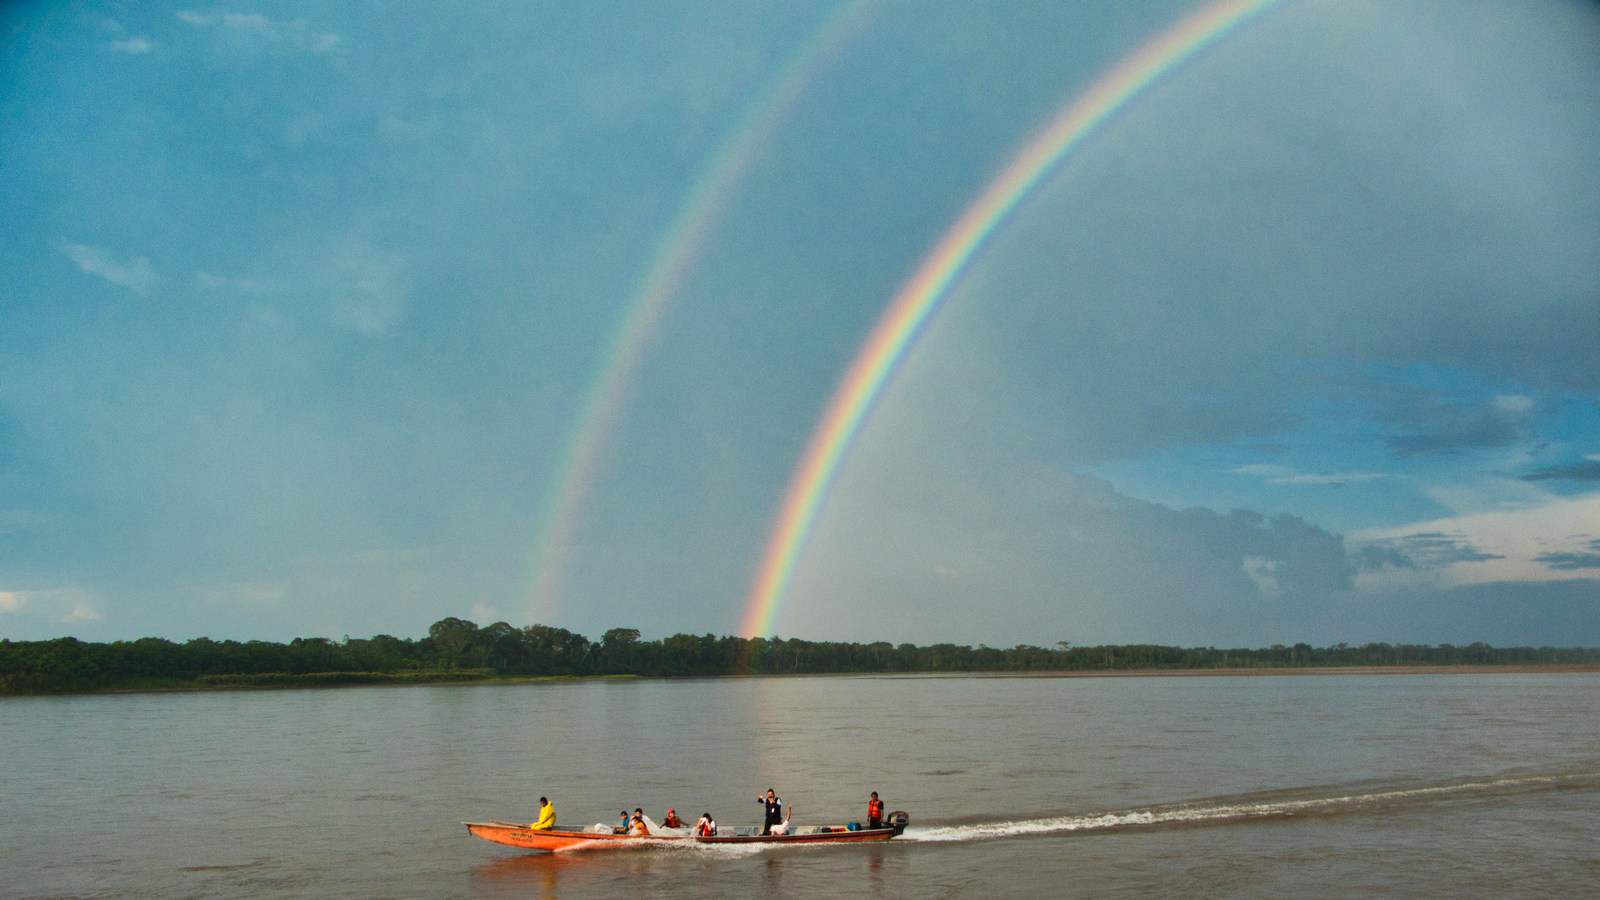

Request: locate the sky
(2, 0), (1597, 647)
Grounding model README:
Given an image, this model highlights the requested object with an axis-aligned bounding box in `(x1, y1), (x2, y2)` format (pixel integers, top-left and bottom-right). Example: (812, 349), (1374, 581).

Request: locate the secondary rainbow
(741, 0), (1278, 637)
(525, 2), (876, 626)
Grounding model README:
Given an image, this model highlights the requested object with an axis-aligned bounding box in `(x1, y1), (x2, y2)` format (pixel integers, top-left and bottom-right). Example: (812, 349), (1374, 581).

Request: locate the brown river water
(4, 672), (1597, 897)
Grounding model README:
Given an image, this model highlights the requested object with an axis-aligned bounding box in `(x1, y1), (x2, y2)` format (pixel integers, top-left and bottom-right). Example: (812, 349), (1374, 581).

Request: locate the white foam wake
(905, 773), (1590, 842)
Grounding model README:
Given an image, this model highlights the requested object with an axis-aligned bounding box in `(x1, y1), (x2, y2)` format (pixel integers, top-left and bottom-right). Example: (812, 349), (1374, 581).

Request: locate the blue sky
(2, 1), (1597, 646)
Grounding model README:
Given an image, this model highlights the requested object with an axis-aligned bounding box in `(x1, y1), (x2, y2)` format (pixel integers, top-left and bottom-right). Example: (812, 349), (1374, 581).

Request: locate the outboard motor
(888, 810), (910, 836)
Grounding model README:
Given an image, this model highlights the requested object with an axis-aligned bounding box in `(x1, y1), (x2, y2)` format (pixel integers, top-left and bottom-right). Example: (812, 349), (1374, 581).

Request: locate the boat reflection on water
(469, 834), (900, 898)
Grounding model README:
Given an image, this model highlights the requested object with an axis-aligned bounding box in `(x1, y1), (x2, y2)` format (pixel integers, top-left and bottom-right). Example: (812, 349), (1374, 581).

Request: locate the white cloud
(1242, 556), (1282, 597)
(1232, 463), (1392, 487)
(6, 587), (106, 626)
(1492, 393), (1535, 415)
(1232, 463), (1289, 478)
(176, 10), (339, 53)
(470, 602), (497, 623)
(64, 603), (104, 623)
(1352, 490), (1600, 589)
(56, 242), (155, 295)
(110, 37), (155, 54)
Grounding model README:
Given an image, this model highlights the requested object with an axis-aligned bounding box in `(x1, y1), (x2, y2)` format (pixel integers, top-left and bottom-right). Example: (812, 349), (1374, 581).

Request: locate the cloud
(1353, 491), (1600, 588)
(1242, 556), (1282, 597)
(3, 588), (107, 630)
(1303, 579), (1600, 647)
(1361, 531), (1504, 569)
(1387, 393), (1537, 457)
(1355, 544), (1414, 571)
(1523, 456), (1600, 482)
(1232, 463), (1392, 487)
(56, 242), (155, 295)
(1534, 551), (1600, 571)
(470, 601), (498, 623)
(63, 603), (104, 623)
(791, 460), (1358, 645)
(176, 10), (339, 53)
(110, 37), (155, 54)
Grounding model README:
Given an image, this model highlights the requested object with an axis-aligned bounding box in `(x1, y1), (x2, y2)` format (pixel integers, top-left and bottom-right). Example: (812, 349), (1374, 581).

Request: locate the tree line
(2, 616), (1597, 693)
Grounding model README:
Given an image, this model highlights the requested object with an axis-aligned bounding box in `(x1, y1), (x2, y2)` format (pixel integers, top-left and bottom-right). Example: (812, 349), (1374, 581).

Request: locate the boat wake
(904, 770), (1600, 843)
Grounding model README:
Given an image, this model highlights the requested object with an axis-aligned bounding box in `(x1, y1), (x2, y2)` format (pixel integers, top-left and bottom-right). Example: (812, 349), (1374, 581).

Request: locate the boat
(465, 811), (909, 853)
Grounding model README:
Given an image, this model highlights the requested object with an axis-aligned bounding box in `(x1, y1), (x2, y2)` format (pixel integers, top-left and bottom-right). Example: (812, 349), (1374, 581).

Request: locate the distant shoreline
(5, 664), (1598, 698)
(960, 664), (1600, 678)
(8, 624), (1598, 696)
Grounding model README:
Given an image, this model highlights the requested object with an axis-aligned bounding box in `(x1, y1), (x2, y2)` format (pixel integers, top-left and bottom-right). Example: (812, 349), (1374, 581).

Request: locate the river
(4, 672), (1597, 897)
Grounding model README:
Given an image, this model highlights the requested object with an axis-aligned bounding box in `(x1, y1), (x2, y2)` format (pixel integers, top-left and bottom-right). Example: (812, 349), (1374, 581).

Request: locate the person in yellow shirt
(530, 796), (557, 831)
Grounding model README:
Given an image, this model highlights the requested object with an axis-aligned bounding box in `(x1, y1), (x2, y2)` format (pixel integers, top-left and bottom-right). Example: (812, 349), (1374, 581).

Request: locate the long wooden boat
(465, 812), (908, 853)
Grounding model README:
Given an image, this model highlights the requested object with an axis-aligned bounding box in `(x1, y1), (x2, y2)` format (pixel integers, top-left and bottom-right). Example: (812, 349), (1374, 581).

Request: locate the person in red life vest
(867, 791), (884, 829)
(694, 812), (717, 836)
(662, 808), (685, 829)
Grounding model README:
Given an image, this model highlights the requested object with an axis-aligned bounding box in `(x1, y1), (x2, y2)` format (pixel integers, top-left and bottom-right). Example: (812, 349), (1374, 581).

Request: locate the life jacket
(696, 818), (716, 836)
(533, 803), (557, 830)
(868, 798), (884, 820)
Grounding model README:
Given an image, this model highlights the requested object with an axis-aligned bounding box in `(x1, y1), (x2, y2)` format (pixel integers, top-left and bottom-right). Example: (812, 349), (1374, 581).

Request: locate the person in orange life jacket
(867, 791), (884, 829)
(662, 808), (685, 829)
(756, 788), (784, 836)
(694, 812), (717, 836)
(630, 808), (648, 836)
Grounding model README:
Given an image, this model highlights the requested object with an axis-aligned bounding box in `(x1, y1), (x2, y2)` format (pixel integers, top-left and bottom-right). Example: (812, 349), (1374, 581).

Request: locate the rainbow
(525, 2), (875, 626)
(740, 0), (1278, 637)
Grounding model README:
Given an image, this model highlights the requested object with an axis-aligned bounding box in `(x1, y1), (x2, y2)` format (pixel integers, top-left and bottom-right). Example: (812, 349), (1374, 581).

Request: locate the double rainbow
(740, 0), (1278, 637)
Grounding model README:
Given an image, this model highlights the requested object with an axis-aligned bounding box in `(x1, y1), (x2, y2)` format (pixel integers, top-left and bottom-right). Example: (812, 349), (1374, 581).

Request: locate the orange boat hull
(464, 822), (657, 852)
(464, 820), (903, 852)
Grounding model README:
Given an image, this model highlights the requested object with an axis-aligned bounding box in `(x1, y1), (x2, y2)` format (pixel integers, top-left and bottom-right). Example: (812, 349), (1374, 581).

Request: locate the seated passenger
(614, 810), (630, 834)
(694, 812), (717, 837)
(662, 808), (685, 829)
(630, 808), (648, 836)
(530, 796), (557, 831)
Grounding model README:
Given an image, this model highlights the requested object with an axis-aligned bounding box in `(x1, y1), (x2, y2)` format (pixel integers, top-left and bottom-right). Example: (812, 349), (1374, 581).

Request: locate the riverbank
(965, 664), (1600, 678)
(6, 663), (1597, 697)
(0, 670), (640, 697)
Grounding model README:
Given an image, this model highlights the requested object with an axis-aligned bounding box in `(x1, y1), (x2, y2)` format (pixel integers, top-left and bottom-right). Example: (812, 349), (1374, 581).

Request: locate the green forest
(3, 617), (1597, 694)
